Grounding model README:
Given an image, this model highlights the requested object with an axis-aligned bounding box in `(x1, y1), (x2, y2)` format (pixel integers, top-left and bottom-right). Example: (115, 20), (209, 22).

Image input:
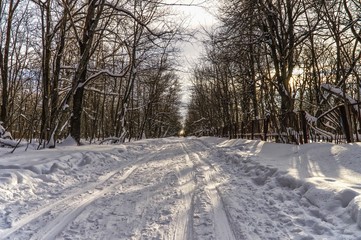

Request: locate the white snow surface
(1, 137), (361, 239)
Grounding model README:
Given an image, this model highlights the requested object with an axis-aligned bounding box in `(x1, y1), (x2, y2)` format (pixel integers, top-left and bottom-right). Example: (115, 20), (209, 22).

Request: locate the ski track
(1, 168), (121, 239)
(59, 142), (185, 239)
(1, 146), (167, 240)
(173, 142), (195, 240)
(181, 142), (237, 240)
(193, 139), (296, 239)
(2, 137), (360, 239)
(0, 138), (271, 240)
(30, 164), (138, 240)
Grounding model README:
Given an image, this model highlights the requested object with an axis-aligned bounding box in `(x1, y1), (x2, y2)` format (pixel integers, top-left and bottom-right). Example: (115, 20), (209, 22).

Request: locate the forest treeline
(184, 0), (361, 143)
(0, 0), (184, 147)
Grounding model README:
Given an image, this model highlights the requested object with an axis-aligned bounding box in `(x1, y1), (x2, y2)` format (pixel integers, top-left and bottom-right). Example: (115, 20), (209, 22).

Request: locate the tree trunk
(69, 0), (104, 144)
(48, 6), (67, 147)
(0, 0), (20, 125)
(40, 0), (52, 147)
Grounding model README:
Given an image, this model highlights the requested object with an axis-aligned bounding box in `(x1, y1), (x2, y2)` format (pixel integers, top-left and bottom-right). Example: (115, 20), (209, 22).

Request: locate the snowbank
(210, 137), (361, 233)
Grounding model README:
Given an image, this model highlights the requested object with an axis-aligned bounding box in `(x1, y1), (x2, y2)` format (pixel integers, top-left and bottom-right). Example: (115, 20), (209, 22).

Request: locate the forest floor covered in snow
(1, 137), (361, 239)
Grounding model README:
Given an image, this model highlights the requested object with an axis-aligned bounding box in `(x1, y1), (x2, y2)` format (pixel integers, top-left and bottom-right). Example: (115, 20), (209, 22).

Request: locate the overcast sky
(172, 0), (218, 67)
(166, 0), (218, 119)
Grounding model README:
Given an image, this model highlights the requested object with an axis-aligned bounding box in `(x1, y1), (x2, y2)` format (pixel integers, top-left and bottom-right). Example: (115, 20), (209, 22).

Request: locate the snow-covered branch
(321, 83), (360, 114)
(304, 111), (317, 123)
(321, 83), (357, 105)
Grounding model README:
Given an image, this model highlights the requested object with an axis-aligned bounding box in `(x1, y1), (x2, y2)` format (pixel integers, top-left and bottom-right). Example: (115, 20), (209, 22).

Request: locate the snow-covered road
(1, 137), (361, 239)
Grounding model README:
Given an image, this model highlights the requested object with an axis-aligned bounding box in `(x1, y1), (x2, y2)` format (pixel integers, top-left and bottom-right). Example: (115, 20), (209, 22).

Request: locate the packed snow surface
(1, 137), (361, 239)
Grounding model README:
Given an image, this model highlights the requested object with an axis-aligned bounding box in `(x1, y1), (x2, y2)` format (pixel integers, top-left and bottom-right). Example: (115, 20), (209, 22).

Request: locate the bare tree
(0, 0), (21, 125)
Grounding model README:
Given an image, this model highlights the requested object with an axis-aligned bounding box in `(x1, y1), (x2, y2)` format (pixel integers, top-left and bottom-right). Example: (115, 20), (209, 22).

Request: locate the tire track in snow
(182, 140), (237, 240)
(1, 148), (165, 240)
(193, 139), (251, 239)
(172, 142), (196, 240)
(192, 139), (293, 239)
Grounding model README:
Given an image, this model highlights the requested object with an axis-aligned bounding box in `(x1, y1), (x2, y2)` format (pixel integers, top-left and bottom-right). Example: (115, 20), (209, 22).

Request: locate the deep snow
(0, 137), (361, 239)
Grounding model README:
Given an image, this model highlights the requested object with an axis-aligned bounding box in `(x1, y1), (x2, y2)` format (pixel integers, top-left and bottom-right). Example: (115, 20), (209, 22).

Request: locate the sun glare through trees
(184, 0), (361, 145)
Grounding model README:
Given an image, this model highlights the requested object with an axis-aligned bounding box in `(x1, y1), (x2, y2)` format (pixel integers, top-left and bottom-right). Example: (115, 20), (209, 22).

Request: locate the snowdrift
(214, 137), (361, 235)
